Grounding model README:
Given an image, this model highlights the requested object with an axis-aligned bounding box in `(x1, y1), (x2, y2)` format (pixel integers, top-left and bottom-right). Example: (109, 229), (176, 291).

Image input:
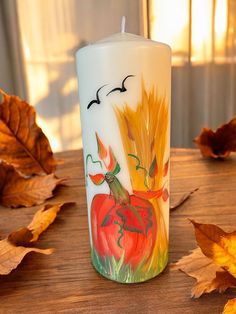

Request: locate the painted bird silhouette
(106, 75), (134, 96)
(87, 85), (106, 109)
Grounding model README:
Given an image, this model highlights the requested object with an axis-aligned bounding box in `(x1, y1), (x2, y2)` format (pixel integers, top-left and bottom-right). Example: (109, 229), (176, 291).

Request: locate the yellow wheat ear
(114, 81), (169, 192)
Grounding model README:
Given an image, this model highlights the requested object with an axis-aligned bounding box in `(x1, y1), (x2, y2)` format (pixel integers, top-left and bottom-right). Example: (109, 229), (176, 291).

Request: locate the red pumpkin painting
(91, 173), (157, 268)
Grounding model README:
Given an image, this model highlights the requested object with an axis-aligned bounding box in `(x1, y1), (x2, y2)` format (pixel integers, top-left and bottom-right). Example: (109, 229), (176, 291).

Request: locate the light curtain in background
(16, 0), (142, 152)
(0, 0), (235, 150)
(150, 0), (236, 146)
(0, 1), (27, 97)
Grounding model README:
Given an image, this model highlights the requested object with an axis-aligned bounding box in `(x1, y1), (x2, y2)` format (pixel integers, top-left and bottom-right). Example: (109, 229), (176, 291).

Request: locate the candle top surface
(96, 32), (152, 43)
(77, 32), (171, 55)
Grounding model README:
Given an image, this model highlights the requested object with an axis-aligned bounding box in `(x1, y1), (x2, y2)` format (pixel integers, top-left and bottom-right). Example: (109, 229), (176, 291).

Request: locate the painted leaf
(95, 132), (107, 160)
(0, 89), (56, 175)
(194, 117), (236, 158)
(0, 202), (72, 275)
(172, 248), (236, 298)
(133, 188), (163, 200)
(223, 298), (236, 314)
(150, 138), (155, 151)
(111, 162), (121, 176)
(101, 212), (114, 227)
(124, 116), (135, 141)
(89, 173), (105, 185)
(191, 221), (236, 278)
(163, 158), (169, 177)
(116, 204), (153, 234)
(0, 162), (65, 208)
(149, 156), (158, 177)
(162, 188), (169, 202)
(107, 147), (120, 174)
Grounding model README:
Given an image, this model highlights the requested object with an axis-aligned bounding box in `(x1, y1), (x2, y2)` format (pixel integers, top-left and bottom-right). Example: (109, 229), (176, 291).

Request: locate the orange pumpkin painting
(91, 173), (158, 268)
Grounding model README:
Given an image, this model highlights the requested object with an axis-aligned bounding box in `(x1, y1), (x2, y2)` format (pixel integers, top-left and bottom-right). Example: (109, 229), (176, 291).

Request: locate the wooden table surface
(0, 149), (235, 314)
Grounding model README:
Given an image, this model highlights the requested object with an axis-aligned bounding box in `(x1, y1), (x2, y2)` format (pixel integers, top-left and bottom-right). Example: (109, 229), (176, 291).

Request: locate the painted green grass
(91, 248), (168, 283)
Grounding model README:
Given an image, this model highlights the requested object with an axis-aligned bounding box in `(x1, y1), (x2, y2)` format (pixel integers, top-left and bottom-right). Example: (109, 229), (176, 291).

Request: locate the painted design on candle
(106, 75), (134, 96)
(87, 85), (107, 109)
(87, 81), (169, 283)
(88, 134), (157, 270)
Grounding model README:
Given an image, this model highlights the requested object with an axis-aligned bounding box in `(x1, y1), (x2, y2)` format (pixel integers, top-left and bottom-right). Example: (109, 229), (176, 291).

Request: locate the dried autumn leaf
(223, 298), (236, 314)
(8, 227), (33, 246)
(172, 248), (236, 298)
(211, 272), (236, 294)
(0, 239), (52, 275)
(0, 90), (56, 175)
(0, 162), (65, 208)
(28, 203), (69, 242)
(194, 117), (236, 158)
(8, 203), (70, 245)
(191, 221), (236, 278)
(170, 188), (199, 211)
(1, 203), (71, 275)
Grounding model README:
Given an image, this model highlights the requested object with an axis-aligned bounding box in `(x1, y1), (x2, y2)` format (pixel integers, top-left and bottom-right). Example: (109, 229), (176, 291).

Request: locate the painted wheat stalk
(114, 82), (169, 272)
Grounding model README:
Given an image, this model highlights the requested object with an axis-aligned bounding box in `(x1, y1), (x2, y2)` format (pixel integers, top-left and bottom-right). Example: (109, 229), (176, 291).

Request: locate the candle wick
(121, 16), (126, 33)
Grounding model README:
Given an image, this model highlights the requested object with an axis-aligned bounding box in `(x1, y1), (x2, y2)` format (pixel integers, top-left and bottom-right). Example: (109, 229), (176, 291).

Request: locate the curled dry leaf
(173, 220), (236, 314)
(0, 161), (65, 208)
(172, 248), (236, 298)
(191, 220), (236, 277)
(0, 239), (52, 275)
(8, 203), (70, 245)
(170, 188), (199, 212)
(27, 203), (71, 242)
(194, 117), (236, 158)
(223, 298), (236, 314)
(1, 203), (71, 275)
(0, 89), (56, 175)
(8, 227), (33, 246)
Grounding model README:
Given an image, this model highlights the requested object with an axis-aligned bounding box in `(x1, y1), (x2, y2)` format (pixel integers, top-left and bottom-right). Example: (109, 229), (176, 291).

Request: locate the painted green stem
(105, 173), (129, 205)
(128, 154), (150, 189)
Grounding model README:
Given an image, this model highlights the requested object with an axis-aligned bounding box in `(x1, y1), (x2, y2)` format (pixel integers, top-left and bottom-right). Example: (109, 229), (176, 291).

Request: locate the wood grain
(0, 148), (235, 314)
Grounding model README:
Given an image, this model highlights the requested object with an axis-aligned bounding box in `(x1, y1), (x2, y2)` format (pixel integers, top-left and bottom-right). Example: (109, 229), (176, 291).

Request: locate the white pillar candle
(76, 21), (171, 283)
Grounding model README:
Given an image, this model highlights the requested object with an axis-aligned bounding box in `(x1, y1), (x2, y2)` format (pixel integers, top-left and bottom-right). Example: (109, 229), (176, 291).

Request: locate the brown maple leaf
(223, 298), (236, 314)
(173, 220), (236, 314)
(0, 161), (65, 208)
(1, 203), (71, 275)
(191, 220), (236, 278)
(0, 89), (56, 175)
(194, 117), (236, 158)
(172, 248), (236, 298)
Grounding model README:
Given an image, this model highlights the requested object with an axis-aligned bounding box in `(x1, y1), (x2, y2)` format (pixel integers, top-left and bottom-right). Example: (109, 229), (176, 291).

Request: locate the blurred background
(0, 0), (235, 151)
